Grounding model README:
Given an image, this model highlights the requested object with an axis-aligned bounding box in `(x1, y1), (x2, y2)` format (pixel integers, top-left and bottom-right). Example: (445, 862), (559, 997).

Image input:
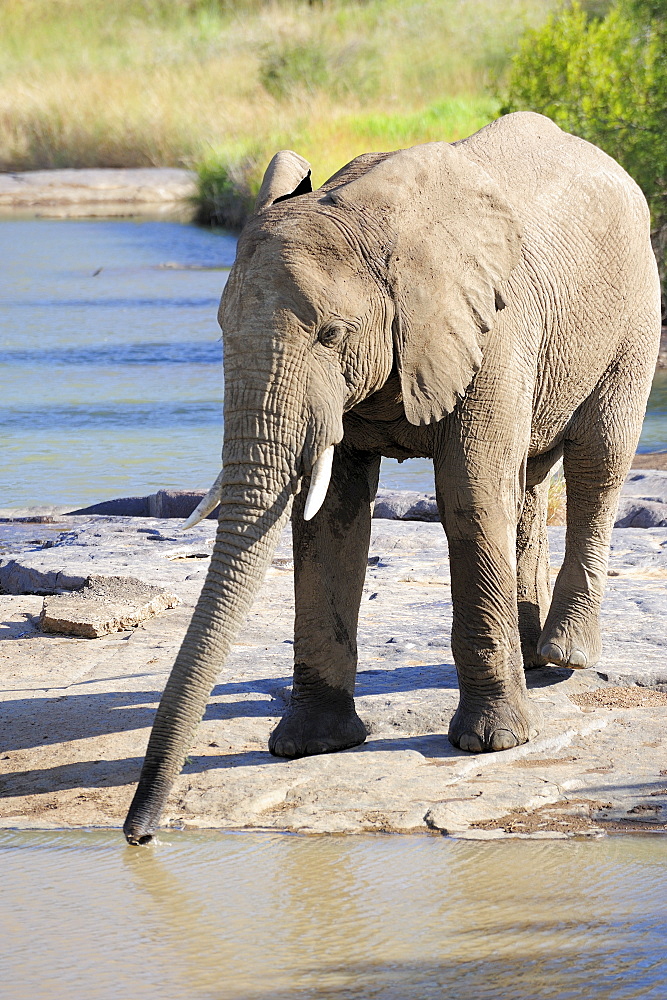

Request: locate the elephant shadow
(0, 664), (572, 798)
(1, 662), (462, 756)
(1, 662), (571, 756)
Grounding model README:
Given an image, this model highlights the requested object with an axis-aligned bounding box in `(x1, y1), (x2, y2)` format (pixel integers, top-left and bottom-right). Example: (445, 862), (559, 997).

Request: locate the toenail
(490, 729), (516, 751)
(460, 733), (483, 753)
(568, 648), (588, 669)
(540, 641), (565, 664)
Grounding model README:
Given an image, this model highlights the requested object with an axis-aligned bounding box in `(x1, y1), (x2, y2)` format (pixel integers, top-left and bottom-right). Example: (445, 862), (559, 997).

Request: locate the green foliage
(1, 0), (563, 225)
(340, 98), (498, 146)
(620, 0), (667, 19)
(259, 39), (379, 100)
(504, 2), (667, 231)
(195, 98), (497, 230)
(196, 152), (262, 228)
(260, 42), (331, 99)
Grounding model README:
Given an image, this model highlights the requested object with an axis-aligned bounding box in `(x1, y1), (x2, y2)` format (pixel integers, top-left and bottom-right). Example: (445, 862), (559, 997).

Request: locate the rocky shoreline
(0, 168), (197, 219)
(7, 466), (667, 529)
(1, 474), (667, 840)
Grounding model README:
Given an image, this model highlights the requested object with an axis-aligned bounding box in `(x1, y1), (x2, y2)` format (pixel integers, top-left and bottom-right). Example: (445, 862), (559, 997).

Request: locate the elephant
(124, 111), (661, 844)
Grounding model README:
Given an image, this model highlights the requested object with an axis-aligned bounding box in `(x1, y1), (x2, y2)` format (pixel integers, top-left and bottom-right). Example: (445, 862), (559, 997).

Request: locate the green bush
(504, 1), (667, 315)
(196, 153), (261, 228)
(260, 42), (331, 99)
(194, 98), (498, 231)
(259, 39), (379, 101)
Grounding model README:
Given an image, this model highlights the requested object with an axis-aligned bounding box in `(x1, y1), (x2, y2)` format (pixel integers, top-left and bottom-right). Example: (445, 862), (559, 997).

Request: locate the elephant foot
(269, 702), (367, 758)
(538, 623), (601, 670)
(448, 695), (543, 753)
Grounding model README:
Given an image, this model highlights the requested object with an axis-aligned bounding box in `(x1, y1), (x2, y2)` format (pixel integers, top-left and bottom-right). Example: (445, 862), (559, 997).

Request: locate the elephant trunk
(124, 460), (294, 845)
(124, 342), (345, 844)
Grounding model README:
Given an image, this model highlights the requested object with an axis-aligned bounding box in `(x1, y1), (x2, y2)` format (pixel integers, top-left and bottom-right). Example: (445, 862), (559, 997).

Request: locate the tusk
(181, 470), (223, 530)
(303, 446), (334, 521)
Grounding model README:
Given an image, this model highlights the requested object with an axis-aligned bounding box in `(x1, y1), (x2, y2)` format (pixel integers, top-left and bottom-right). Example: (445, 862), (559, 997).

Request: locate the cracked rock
(39, 575), (179, 637)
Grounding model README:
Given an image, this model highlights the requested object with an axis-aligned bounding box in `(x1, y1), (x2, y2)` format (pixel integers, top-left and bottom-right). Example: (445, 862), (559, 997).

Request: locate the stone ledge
(1, 516), (666, 837)
(39, 575), (179, 638)
(0, 168), (197, 218)
(55, 468), (667, 527)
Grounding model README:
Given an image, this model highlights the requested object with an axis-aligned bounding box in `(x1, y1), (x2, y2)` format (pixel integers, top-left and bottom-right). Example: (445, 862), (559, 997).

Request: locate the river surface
(1, 830), (665, 1000)
(1, 218), (666, 509)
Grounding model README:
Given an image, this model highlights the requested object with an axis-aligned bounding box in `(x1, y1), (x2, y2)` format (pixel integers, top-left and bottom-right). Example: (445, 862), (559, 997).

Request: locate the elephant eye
(318, 323), (346, 348)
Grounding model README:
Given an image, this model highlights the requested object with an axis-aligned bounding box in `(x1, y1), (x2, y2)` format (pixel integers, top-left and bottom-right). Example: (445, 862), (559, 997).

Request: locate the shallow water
(2, 830), (666, 1000)
(0, 218), (664, 508)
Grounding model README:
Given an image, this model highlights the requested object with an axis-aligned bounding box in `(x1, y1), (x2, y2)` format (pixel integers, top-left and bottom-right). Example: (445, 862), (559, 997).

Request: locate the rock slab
(58, 469), (667, 527)
(1, 515), (667, 838)
(0, 168), (197, 217)
(39, 575), (179, 638)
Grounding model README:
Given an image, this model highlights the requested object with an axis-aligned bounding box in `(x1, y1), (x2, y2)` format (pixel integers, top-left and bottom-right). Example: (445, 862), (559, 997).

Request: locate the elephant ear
(255, 150), (312, 212)
(329, 142), (522, 425)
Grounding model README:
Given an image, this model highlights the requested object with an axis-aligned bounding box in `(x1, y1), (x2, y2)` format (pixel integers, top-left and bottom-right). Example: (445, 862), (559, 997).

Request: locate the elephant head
(123, 141), (521, 844)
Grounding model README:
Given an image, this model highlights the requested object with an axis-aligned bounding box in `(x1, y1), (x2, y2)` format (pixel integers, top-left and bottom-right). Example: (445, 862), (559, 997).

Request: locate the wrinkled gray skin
(124, 112), (661, 844)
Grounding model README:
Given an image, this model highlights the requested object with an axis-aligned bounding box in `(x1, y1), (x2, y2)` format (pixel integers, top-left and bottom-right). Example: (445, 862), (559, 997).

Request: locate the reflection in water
(1, 218), (665, 508)
(2, 830), (666, 1000)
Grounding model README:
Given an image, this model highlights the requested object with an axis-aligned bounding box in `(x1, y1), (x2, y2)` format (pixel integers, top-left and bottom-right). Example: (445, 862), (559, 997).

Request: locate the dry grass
(547, 471), (567, 526)
(0, 0), (559, 222)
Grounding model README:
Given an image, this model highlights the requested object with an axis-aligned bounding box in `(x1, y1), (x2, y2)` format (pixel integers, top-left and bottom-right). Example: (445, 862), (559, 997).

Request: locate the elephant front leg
(269, 445), (380, 758)
(438, 463), (543, 753)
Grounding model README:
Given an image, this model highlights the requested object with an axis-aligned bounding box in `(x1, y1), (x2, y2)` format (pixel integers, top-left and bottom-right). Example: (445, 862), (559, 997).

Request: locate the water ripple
(4, 297), (220, 309)
(3, 341), (222, 367)
(0, 402), (222, 429)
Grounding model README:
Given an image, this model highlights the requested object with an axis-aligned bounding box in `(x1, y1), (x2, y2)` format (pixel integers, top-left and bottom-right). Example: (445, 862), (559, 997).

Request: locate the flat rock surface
(39, 575), (179, 638)
(28, 467), (667, 528)
(1, 514), (667, 839)
(0, 168), (197, 218)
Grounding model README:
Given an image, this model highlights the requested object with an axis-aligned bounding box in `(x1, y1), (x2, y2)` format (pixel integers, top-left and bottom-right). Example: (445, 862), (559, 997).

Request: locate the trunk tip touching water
(124, 829), (154, 847)
(122, 472), (296, 845)
(124, 814), (158, 846)
(123, 769), (172, 845)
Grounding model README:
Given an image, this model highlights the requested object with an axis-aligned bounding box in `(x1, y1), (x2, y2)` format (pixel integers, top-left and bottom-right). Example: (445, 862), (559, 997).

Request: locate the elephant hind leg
(517, 448), (562, 669)
(538, 359), (651, 670)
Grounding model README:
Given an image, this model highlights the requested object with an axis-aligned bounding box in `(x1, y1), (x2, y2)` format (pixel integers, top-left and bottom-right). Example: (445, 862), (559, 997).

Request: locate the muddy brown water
(2, 830), (666, 1000)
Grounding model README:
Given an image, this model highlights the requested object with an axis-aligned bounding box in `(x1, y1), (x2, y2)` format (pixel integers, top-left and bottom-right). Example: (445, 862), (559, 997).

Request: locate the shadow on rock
(525, 665), (575, 688)
(0, 747), (283, 798)
(355, 733), (461, 759)
(2, 666), (563, 761)
(0, 756), (146, 797)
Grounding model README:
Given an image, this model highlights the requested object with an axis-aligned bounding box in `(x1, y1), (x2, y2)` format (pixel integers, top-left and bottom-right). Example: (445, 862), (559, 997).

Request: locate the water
(1, 830), (665, 1000)
(0, 217), (664, 508)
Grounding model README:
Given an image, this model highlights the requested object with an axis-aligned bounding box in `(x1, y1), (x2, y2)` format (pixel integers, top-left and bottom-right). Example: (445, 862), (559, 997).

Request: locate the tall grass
(0, 0), (558, 224)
